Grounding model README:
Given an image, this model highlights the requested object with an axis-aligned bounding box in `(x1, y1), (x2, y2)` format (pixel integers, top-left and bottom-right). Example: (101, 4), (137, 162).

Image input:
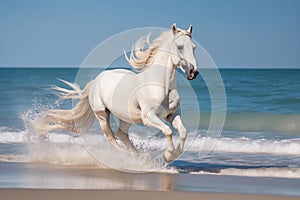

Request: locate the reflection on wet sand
(1, 162), (300, 197)
(159, 173), (174, 191)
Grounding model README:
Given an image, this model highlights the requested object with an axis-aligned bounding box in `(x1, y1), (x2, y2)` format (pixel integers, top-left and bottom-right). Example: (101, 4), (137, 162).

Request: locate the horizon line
(0, 65), (299, 69)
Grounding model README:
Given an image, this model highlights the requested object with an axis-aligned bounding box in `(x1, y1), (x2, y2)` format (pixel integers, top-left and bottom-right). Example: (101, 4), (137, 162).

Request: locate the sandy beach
(1, 189), (300, 200)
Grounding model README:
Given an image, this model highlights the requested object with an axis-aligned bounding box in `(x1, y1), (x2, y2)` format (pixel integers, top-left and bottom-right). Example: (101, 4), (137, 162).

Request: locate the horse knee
(141, 113), (151, 126)
(163, 126), (172, 136)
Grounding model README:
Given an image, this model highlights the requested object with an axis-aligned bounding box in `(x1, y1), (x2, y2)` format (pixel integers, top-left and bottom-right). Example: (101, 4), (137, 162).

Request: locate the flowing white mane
(125, 30), (173, 70)
(125, 28), (192, 70)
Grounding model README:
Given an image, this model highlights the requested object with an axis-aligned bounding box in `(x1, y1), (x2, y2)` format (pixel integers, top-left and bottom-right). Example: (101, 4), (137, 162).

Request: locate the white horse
(34, 24), (198, 162)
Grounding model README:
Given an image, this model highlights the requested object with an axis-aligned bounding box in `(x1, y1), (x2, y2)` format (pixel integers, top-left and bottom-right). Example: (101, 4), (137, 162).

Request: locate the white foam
(1, 127), (300, 156)
(1, 126), (300, 174)
(0, 127), (28, 143)
(0, 127), (165, 171)
(77, 133), (166, 172)
(191, 168), (300, 179)
(188, 136), (300, 155)
(28, 140), (100, 166)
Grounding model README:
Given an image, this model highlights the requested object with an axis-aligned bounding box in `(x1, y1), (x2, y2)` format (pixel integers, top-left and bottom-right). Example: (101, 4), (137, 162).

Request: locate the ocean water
(0, 68), (300, 178)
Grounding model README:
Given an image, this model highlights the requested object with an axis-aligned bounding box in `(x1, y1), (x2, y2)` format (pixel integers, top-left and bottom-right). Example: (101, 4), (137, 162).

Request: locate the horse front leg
(142, 110), (176, 162)
(167, 114), (187, 158)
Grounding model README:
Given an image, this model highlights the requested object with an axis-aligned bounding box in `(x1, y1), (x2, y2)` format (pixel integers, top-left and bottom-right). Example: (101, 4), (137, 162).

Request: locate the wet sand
(1, 189), (300, 200)
(0, 162), (300, 199)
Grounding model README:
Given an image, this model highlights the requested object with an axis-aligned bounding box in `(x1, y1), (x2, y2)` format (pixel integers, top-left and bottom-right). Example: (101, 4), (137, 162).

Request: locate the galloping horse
(34, 24), (198, 162)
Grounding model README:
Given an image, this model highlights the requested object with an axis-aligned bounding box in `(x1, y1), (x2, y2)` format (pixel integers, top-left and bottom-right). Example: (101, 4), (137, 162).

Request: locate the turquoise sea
(0, 68), (300, 185)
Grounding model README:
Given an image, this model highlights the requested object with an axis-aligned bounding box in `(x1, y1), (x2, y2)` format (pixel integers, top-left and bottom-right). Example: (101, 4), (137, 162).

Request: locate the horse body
(89, 69), (140, 123)
(90, 60), (178, 124)
(34, 24), (198, 163)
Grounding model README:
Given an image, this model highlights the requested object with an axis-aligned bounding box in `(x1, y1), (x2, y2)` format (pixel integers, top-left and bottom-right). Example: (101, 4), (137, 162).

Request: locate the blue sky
(0, 0), (299, 68)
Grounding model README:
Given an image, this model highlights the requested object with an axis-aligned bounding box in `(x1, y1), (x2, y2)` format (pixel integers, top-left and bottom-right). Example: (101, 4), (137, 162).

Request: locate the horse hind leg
(117, 120), (137, 153)
(95, 110), (122, 150)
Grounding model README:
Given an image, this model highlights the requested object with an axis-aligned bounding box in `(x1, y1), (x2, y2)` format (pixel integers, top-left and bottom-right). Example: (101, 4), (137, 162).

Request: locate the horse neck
(147, 48), (177, 94)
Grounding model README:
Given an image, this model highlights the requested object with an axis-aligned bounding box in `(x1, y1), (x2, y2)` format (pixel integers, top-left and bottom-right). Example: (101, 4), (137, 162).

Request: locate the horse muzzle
(187, 68), (199, 80)
(180, 60), (199, 80)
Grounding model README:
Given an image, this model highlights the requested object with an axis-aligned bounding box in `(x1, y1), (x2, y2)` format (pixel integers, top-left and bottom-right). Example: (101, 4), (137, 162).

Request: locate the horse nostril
(189, 69), (193, 75)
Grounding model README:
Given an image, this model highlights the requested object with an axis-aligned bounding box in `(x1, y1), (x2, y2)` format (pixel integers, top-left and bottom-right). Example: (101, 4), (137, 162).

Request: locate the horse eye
(177, 45), (184, 50)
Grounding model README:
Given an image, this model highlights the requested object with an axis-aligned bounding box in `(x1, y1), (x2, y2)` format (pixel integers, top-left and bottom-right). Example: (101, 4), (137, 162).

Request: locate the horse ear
(187, 25), (193, 35)
(171, 23), (177, 35)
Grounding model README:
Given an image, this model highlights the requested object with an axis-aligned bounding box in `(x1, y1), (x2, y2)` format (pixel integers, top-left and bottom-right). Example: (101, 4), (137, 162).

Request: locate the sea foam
(1, 127), (300, 156)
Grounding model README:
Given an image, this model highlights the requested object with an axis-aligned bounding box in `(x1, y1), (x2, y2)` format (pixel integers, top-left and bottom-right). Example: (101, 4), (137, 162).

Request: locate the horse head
(170, 23), (199, 80)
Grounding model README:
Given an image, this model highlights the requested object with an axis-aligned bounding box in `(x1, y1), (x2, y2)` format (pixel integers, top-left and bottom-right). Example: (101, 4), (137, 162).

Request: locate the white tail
(33, 80), (95, 135)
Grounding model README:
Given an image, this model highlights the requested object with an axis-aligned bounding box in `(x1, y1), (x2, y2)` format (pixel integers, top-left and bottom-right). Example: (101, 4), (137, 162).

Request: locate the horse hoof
(163, 153), (172, 163)
(163, 150), (175, 163)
